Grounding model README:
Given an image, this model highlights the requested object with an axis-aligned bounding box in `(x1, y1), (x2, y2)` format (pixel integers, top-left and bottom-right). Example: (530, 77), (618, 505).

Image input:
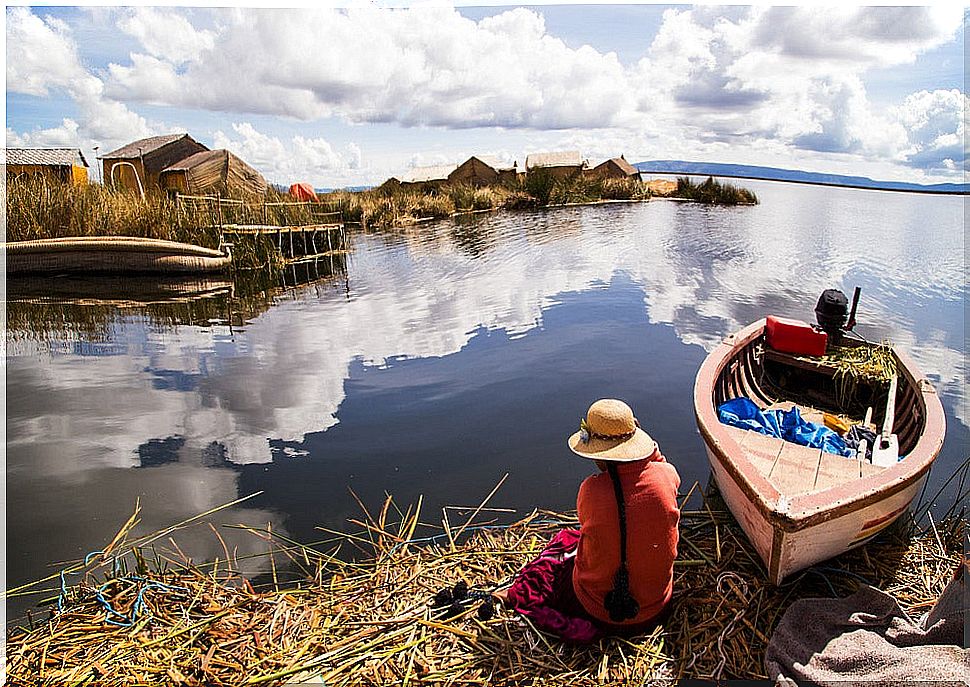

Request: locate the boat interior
(713, 335), (927, 498)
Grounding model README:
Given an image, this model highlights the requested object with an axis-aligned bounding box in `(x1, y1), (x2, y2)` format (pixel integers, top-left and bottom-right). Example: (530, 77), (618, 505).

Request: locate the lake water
(5, 180), (966, 621)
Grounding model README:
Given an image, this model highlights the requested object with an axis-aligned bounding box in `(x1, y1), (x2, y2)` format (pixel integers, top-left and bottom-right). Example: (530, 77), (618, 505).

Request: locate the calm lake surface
(5, 180), (966, 621)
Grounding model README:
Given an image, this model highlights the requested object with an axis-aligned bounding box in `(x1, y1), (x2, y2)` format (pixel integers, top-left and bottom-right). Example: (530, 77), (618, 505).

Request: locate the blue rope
(58, 550), (105, 613)
(57, 549), (188, 625)
(804, 568), (837, 597)
(95, 576), (189, 627)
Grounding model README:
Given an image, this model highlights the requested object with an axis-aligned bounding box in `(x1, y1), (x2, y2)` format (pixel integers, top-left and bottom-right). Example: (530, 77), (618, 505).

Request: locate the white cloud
(5, 7), (153, 155)
(212, 122), (366, 187)
(6, 6), (967, 183)
(892, 89), (969, 172)
(630, 5), (963, 171)
(6, 119), (80, 148)
(6, 7), (84, 96)
(750, 6), (963, 66)
(117, 7), (215, 65)
(103, 6), (632, 129)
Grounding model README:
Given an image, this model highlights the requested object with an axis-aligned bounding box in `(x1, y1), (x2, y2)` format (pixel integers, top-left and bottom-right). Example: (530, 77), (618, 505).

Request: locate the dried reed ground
(5, 483), (962, 686)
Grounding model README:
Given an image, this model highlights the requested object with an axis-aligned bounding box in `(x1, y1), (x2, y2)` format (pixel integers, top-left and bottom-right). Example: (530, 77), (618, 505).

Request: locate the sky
(4, 3), (968, 188)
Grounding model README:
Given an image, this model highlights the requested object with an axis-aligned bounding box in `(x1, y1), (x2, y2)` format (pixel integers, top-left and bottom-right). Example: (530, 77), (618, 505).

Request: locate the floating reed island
(6, 171), (756, 251)
(5, 476), (963, 686)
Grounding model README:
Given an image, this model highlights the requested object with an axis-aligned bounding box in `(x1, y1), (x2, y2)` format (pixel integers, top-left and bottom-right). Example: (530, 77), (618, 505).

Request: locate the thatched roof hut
(525, 150), (585, 180)
(589, 156), (641, 180)
(159, 149), (267, 197)
(448, 156), (518, 186)
(399, 164), (457, 190)
(5, 148), (89, 185)
(101, 133), (208, 193)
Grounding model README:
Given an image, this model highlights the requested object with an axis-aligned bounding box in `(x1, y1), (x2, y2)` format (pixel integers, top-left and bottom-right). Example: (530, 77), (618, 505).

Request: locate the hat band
(579, 417), (637, 444)
(589, 429), (636, 441)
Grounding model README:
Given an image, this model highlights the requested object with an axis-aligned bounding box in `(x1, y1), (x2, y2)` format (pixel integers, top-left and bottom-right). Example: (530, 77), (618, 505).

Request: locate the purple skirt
(504, 528), (669, 644)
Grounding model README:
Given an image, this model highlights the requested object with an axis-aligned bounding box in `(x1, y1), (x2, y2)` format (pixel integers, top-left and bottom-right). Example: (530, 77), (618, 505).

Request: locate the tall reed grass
(6, 176), (219, 245)
(5, 178), (352, 269)
(675, 176), (759, 205)
(6, 171), (757, 254)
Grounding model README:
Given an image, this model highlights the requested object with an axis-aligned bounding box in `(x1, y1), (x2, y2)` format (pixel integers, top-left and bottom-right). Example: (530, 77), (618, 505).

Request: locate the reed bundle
(5, 482), (961, 686)
(821, 340), (898, 408)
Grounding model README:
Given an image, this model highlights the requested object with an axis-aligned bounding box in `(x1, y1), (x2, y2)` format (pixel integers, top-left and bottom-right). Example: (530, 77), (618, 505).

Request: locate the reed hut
(448, 156), (518, 187)
(5, 148), (89, 185)
(525, 150), (585, 181)
(158, 149), (267, 197)
(399, 164), (458, 191)
(588, 155), (641, 181)
(101, 133), (208, 193)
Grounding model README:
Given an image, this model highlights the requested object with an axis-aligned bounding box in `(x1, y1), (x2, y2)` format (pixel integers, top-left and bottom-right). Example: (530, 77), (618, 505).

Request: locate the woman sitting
(497, 398), (681, 643)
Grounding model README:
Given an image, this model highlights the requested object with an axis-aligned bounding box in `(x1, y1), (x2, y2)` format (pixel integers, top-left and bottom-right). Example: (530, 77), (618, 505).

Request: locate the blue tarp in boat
(717, 397), (853, 457)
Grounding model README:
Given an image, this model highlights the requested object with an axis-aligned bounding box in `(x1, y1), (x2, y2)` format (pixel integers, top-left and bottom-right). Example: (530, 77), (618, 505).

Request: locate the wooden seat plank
(814, 451), (862, 490)
(739, 430), (786, 478)
(769, 442), (823, 496)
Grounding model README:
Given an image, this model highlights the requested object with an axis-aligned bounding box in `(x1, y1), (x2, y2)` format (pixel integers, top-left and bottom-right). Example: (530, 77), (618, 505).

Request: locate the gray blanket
(766, 563), (968, 686)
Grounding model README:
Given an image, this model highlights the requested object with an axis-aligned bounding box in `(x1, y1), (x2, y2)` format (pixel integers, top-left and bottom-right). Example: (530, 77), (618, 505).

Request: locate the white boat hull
(705, 443), (926, 583)
(694, 319), (944, 585)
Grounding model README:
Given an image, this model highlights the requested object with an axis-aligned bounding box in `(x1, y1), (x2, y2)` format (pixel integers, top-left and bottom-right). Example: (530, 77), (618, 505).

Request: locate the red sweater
(572, 451), (681, 626)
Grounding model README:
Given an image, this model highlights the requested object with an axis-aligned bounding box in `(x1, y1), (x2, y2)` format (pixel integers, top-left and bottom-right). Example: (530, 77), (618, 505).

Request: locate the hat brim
(567, 427), (657, 462)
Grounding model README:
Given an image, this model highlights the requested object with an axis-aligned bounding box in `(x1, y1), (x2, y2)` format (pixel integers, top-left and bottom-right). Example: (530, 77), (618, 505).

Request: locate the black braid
(603, 464), (640, 622)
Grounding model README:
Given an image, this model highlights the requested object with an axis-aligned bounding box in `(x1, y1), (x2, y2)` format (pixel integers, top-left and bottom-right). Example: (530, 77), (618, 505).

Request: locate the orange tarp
(288, 182), (318, 202)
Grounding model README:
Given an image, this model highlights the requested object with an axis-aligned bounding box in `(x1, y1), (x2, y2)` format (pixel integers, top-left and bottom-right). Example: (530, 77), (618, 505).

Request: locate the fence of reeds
(5, 468), (964, 686)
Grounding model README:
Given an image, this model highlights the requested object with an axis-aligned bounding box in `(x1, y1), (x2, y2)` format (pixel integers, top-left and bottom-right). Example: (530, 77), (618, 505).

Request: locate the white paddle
(871, 375), (899, 467)
(856, 406), (873, 462)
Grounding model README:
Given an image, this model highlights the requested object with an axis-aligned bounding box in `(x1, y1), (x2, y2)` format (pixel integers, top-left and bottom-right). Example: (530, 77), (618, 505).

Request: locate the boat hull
(704, 442), (926, 584)
(694, 319), (945, 584)
(4, 237), (231, 275)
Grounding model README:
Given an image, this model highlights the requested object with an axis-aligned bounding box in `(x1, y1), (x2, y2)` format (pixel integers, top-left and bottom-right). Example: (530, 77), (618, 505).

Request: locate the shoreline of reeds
(5, 173), (757, 262)
(5, 477), (962, 686)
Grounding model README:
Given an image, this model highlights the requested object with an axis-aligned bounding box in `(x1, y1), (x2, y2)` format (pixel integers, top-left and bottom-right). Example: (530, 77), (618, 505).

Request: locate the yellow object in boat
(823, 412), (851, 435)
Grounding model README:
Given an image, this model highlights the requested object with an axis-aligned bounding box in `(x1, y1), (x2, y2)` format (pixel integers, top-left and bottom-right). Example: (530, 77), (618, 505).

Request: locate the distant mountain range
(635, 160), (969, 195)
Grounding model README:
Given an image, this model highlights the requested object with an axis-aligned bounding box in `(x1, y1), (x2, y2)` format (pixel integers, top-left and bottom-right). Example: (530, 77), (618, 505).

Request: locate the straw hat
(567, 399), (657, 462)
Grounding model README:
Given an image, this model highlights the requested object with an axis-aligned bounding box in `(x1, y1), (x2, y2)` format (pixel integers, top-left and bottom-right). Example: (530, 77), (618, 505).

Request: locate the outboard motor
(815, 287), (861, 347)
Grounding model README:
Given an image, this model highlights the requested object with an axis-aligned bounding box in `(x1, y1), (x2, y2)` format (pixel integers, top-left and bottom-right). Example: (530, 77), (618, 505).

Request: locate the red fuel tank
(765, 315), (828, 356)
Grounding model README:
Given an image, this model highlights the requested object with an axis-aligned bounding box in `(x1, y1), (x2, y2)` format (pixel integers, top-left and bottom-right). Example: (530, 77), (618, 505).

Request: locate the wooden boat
(693, 318), (945, 584)
(4, 236), (231, 275)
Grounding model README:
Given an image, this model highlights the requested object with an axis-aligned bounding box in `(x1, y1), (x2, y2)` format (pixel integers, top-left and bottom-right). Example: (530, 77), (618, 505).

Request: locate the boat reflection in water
(6, 252), (349, 336)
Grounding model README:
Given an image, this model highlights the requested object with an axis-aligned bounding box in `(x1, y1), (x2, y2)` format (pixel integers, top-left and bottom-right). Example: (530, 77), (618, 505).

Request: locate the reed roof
(5, 148), (88, 167)
(400, 164), (458, 183)
(160, 148), (267, 196)
(469, 155), (517, 172)
(594, 156), (639, 176)
(525, 150), (583, 169)
(101, 134), (205, 160)
(161, 149), (226, 172)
